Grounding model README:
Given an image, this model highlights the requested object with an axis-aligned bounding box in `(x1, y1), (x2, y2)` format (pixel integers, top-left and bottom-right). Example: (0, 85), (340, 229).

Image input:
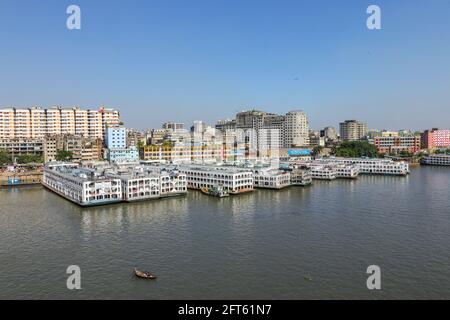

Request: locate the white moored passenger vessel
(251, 168), (291, 189)
(309, 165), (337, 180)
(315, 157), (410, 176)
(280, 166), (312, 186)
(43, 163), (122, 206)
(43, 162), (188, 206)
(107, 165), (187, 202)
(421, 154), (450, 166)
(333, 164), (360, 179)
(170, 164), (254, 195)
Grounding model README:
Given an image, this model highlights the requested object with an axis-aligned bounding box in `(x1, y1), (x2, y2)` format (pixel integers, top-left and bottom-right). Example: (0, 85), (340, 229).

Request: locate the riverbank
(0, 170), (42, 187)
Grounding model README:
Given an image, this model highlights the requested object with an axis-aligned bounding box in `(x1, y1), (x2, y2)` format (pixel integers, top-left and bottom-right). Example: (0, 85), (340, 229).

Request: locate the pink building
(422, 129), (450, 149)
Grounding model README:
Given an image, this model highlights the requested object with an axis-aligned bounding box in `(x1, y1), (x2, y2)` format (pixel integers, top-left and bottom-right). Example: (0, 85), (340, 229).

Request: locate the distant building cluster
(0, 106), (119, 139)
(1, 105), (450, 166)
(0, 106), (120, 163)
(216, 109), (310, 148)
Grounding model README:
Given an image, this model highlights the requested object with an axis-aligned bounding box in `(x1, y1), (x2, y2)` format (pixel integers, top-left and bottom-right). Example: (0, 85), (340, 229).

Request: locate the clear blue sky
(1, 0), (449, 131)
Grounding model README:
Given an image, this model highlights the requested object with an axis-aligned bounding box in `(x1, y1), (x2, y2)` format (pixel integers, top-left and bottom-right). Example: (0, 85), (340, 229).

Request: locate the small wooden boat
(200, 185), (229, 198)
(134, 268), (157, 280)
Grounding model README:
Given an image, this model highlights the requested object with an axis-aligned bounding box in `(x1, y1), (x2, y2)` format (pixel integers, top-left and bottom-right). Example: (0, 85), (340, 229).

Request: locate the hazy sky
(1, 0), (449, 131)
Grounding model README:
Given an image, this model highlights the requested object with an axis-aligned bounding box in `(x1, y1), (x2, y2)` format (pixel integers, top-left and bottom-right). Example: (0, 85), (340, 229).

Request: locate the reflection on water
(0, 167), (450, 299)
(79, 196), (191, 237)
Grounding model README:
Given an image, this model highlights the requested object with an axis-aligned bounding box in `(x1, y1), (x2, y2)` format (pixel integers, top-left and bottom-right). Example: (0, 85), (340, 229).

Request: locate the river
(0, 166), (449, 299)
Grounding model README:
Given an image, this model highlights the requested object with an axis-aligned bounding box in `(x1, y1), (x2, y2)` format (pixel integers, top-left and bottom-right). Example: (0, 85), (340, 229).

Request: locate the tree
(0, 149), (11, 166)
(16, 154), (44, 164)
(312, 146), (323, 157)
(332, 141), (379, 158)
(399, 150), (412, 157)
(161, 140), (174, 148)
(56, 150), (73, 161)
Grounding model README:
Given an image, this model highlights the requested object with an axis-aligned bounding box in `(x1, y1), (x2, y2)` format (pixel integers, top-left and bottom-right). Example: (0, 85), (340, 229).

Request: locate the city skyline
(1, 1), (450, 131)
(0, 105), (441, 133)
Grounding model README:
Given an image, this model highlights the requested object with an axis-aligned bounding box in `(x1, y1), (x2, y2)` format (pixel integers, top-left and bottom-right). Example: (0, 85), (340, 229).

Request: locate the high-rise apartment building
(0, 106), (120, 140)
(284, 111), (309, 147)
(339, 120), (367, 141)
(162, 122), (184, 131)
(224, 109), (309, 148)
(191, 120), (205, 133)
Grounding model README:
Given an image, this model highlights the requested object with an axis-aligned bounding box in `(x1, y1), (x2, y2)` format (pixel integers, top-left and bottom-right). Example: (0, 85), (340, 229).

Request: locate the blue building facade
(106, 126), (126, 149)
(105, 126), (139, 163)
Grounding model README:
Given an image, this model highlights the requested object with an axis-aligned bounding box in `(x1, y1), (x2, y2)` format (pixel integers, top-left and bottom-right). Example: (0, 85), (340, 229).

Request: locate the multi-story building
(0, 108), (15, 139)
(421, 129), (450, 149)
(146, 129), (169, 145)
(0, 139), (44, 158)
(99, 107), (121, 135)
(162, 122), (184, 131)
(143, 145), (234, 164)
(309, 130), (325, 147)
(191, 120), (205, 133)
(104, 126), (140, 163)
(218, 109), (310, 150)
(87, 110), (103, 138)
(105, 126), (126, 149)
(126, 129), (146, 147)
(370, 134), (421, 154)
(320, 126), (338, 142)
(215, 119), (236, 132)
(43, 134), (103, 163)
(0, 106), (120, 140)
(106, 147), (139, 163)
(284, 110), (309, 147)
(339, 120), (367, 141)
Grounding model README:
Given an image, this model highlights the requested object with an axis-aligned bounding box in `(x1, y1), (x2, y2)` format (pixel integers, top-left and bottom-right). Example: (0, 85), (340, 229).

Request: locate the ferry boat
(42, 163), (122, 206)
(289, 168), (312, 186)
(334, 164), (360, 179)
(421, 154), (450, 166)
(201, 185), (229, 198)
(309, 165), (337, 180)
(279, 165), (312, 186)
(159, 169), (188, 198)
(173, 164), (254, 195)
(42, 162), (187, 206)
(314, 157), (410, 176)
(252, 168), (291, 189)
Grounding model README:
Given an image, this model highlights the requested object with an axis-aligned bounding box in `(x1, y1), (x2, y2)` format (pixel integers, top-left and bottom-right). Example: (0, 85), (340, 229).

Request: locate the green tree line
(332, 141), (379, 158)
